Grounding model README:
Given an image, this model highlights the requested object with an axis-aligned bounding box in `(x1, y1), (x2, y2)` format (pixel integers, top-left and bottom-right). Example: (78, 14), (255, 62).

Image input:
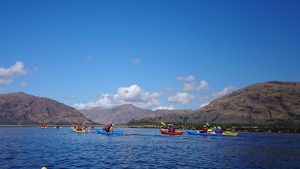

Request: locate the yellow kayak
(73, 128), (86, 133)
(222, 132), (238, 136)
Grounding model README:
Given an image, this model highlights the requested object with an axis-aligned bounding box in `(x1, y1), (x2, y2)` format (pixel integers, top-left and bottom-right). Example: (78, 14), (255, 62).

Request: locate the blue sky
(0, 0), (299, 110)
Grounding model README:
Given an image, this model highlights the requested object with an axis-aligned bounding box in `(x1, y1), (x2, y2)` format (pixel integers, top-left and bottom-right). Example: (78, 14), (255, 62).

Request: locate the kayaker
(215, 126), (223, 134)
(202, 125), (208, 133)
(77, 125), (83, 131)
(104, 124), (113, 132)
(91, 125), (94, 129)
(168, 124), (175, 132)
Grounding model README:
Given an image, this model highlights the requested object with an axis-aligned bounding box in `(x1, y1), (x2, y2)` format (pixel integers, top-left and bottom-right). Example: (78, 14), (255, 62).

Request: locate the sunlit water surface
(0, 127), (299, 169)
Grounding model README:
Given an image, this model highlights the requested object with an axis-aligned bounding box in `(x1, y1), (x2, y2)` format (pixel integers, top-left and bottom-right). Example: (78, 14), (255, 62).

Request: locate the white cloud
(212, 86), (236, 98)
(199, 85), (237, 108)
(197, 80), (209, 91)
(131, 58), (140, 64)
(74, 84), (161, 110)
(200, 102), (209, 108)
(183, 82), (196, 92)
(168, 92), (194, 104)
(114, 84), (160, 102)
(0, 88), (6, 92)
(0, 61), (26, 77)
(176, 75), (195, 82)
(0, 61), (27, 86)
(154, 105), (175, 110)
(177, 75), (209, 92)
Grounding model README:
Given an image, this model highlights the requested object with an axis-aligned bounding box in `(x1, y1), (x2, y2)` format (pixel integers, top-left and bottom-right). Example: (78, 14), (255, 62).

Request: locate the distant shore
(0, 125), (37, 127)
(1, 124), (299, 133)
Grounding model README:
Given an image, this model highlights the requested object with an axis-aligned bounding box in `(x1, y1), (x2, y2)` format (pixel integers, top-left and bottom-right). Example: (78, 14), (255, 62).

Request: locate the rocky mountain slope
(0, 92), (92, 125)
(137, 81), (300, 125)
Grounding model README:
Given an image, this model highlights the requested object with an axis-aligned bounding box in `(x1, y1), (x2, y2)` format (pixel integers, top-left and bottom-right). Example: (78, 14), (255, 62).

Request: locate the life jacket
(215, 129), (223, 134)
(77, 127), (83, 131)
(169, 127), (175, 132)
(104, 125), (110, 132)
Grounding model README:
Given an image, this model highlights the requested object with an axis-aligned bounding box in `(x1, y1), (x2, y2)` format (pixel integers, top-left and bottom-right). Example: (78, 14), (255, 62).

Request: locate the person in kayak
(104, 124), (113, 132)
(202, 125), (208, 133)
(168, 124), (175, 132)
(77, 125), (83, 131)
(215, 126), (223, 134)
(103, 125), (109, 131)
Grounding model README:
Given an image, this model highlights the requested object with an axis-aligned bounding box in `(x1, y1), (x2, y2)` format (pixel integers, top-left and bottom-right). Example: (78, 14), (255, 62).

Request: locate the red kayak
(160, 129), (184, 135)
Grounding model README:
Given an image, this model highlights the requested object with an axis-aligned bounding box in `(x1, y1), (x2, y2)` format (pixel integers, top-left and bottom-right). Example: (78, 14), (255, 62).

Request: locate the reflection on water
(0, 127), (299, 169)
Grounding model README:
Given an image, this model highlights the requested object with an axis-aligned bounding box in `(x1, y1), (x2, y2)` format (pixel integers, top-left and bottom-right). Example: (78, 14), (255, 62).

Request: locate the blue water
(0, 128), (299, 169)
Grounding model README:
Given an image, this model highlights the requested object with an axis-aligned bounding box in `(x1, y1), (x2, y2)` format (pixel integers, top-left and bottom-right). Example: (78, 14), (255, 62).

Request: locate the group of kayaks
(72, 128), (238, 137)
(185, 130), (238, 137)
(72, 128), (124, 135)
(160, 129), (238, 137)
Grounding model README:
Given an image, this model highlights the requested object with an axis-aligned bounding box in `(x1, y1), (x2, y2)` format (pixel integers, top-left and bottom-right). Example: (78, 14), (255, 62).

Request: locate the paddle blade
(160, 122), (166, 126)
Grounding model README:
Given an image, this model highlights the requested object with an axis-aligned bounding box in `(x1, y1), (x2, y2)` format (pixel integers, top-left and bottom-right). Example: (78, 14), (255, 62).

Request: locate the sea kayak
(73, 128), (86, 133)
(95, 130), (123, 135)
(222, 131), (238, 136)
(160, 129), (184, 135)
(186, 130), (222, 136)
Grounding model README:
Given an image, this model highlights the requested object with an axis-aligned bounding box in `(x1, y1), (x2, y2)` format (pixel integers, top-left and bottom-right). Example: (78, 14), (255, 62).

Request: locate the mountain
(0, 92), (92, 125)
(80, 104), (192, 124)
(80, 107), (108, 122)
(136, 81), (300, 125)
(80, 104), (152, 124)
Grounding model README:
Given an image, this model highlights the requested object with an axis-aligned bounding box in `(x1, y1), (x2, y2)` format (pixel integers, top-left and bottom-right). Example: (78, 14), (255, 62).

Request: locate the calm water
(0, 127), (299, 169)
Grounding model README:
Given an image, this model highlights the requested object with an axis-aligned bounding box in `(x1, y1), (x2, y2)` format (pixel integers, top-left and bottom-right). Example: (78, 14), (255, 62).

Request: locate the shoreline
(1, 125), (299, 133)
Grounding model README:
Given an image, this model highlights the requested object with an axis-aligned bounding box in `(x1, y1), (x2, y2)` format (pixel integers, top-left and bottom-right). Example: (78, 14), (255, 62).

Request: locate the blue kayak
(95, 129), (124, 135)
(186, 130), (222, 136)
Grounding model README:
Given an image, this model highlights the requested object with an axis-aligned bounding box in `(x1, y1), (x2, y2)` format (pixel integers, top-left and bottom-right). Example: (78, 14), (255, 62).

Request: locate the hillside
(0, 92), (92, 125)
(135, 81), (300, 125)
(80, 104), (192, 124)
(80, 104), (153, 124)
